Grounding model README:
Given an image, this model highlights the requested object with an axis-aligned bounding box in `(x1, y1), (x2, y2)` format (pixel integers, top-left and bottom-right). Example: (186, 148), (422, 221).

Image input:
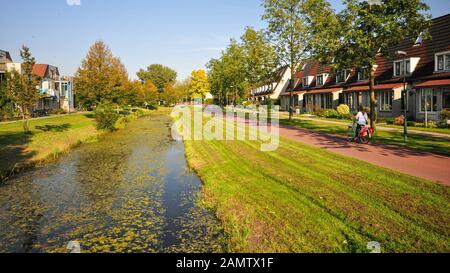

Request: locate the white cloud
(66, 0), (81, 6)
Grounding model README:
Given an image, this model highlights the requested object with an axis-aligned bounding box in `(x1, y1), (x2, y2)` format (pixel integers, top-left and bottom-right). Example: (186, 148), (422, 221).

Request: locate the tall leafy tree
(189, 70), (210, 100)
(74, 41), (129, 108)
(207, 58), (226, 106)
(136, 64), (177, 94)
(241, 27), (279, 92)
(6, 46), (40, 132)
(222, 40), (248, 106)
(262, 0), (312, 120)
(307, 0), (431, 128)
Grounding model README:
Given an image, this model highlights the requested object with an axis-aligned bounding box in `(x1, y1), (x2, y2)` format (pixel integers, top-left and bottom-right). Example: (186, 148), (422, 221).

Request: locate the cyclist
(354, 105), (369, 140)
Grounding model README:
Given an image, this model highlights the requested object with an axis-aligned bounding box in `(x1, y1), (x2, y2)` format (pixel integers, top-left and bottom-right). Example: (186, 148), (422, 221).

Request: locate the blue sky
(1, 0), (449, 80)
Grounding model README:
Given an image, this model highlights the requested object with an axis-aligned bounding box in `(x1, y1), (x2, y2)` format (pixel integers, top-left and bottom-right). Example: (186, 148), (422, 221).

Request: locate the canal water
(0, 114), (224, 253)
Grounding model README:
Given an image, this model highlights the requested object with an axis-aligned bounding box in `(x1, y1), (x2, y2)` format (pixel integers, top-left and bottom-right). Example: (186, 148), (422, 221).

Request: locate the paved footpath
(278, 125), (450, 186)
(291, 115), (450, 139)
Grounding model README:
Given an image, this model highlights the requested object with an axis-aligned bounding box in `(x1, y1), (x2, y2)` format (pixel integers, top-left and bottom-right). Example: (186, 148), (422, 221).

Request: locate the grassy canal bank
(183, 114), (450, 253)
(0, 109), (166, 181)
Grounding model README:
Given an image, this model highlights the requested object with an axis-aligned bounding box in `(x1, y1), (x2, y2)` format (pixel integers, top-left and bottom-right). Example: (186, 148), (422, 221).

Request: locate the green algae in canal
(0, 114), (225, 253)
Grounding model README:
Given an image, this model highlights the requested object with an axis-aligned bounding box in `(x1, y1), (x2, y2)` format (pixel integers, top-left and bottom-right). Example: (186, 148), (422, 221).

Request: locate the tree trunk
(289, 67), (295, 121)
(369, 64), (377, 130)
(22, 108), (29, 133)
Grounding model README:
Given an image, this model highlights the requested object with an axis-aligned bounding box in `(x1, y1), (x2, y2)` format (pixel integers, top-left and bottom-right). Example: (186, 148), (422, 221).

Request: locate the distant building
(32, 64), (61, 111)
(251, 66), (292, 102)
(55, 76), (75, 112)
(0, 50), (13, 82)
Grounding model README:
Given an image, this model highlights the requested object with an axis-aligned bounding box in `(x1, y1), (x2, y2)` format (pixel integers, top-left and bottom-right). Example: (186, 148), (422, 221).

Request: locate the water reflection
(0, 114), (224, 253)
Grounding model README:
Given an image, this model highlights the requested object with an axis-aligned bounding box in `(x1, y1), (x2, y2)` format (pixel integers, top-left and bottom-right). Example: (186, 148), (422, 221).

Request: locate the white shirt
(356, 111), (369, 125)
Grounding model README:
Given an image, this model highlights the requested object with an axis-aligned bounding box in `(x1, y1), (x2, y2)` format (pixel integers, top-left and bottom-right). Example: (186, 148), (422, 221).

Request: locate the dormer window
(316, 75), (324, 86)
(302, 76), (314, 87)
(357, 67), (369, 81)
(394, 60), (411, 76)
(336, 69), (351, 83)
(435, 51), (450, 72)
(393, 57), (420, 77)
(316, 74), (329, 86)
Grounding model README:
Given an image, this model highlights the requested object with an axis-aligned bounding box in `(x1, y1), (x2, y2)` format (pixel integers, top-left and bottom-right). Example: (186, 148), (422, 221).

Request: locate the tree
(262, 0), (313, 120)
(307, 0), (431, 128)
(142, 81), (159, 108)
(74, 41), (128, 109)
(222, 40), (247, 106)
(189, 70), (210, 100)
(173, 78), (191, 102)
(6, 46), (40, 132)
(0, 77), (14, 120)
(241, 27), (279, 91)
(207, 58), (227, 106)
(136, 64), (177, 94)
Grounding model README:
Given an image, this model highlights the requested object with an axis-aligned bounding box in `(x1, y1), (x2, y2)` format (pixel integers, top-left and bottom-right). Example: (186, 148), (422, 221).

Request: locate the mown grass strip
(183, 113), (450, 253)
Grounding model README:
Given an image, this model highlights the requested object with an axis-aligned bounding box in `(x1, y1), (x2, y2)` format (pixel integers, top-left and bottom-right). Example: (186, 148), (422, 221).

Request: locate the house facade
(280, 14), (450, 121)
(251, 66), (291, 102)
(0, 50), (13, 83)
(32, 64), (61, 112)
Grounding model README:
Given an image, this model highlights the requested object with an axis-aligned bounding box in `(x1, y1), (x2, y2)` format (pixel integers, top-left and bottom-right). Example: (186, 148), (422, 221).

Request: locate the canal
(0, 114), (224, 253)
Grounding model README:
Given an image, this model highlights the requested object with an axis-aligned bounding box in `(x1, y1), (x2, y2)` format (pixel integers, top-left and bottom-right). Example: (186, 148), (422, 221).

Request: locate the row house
(280, 13), (450, 121)
(251, 66), (291, 102)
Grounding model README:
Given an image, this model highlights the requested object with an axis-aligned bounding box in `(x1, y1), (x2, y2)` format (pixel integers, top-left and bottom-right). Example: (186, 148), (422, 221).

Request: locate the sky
(1, 0), (449, 80)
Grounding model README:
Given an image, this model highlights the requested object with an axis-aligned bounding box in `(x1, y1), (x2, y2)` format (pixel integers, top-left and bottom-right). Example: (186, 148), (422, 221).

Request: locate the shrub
(323, 109), (339, 119)
(441, 109), (450, 121)
(135, 109), (145, 117)
(337, 104), (350, 116)
(49, 108), (67, 115)
(94, 102), (119, 131)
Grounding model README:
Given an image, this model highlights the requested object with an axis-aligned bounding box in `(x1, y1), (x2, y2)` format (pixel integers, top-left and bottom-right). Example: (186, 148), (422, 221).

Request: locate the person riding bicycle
(354, 105), (369, 139)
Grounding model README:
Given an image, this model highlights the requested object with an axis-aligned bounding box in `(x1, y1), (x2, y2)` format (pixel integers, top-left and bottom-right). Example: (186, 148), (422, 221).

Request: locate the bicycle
(348, 121), (374, 144)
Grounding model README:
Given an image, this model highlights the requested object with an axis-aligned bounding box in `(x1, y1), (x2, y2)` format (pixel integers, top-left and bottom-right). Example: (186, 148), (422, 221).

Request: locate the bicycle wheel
(360, 131), (371, 144)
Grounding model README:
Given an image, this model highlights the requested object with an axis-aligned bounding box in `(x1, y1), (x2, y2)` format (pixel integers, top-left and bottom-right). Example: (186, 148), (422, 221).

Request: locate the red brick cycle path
(278, 125), (450, 186)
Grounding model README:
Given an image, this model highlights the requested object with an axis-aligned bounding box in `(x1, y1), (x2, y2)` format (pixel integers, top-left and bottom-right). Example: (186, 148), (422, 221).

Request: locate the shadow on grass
(0, 131), (36, 181)
(35, 123), (71, 132)
(84, 113), (95, 119)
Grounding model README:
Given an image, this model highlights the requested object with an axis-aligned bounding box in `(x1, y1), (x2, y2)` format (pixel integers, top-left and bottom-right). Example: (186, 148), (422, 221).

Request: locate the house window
(419, 89), (438, 112)
(316, 75), (324, 86)
(379, 91), (393, 112)
(443, 90), (450, 109)
(357, 68), (369, 81)
(435, 51), (450, 72)
(320, 93), (333, 109)
(343, 92), (357, 111)
(302, 77), (310, 87)
(336, 70), (350, 83)
(394, 60), (411, 77)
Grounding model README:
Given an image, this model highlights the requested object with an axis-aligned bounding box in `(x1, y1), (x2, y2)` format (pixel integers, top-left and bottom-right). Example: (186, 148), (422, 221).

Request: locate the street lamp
(396, 50), (408, 143)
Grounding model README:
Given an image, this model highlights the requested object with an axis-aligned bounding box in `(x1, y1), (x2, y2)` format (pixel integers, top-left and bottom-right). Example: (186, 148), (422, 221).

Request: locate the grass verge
(0, 109), (162, 181)
(183, 114), (450, 253)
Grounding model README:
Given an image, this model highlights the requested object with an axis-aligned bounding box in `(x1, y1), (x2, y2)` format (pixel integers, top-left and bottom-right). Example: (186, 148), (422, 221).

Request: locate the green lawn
(281, 118), (450, 156)
(183, 115), (450, 253)
(0, 113), (98, 180)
